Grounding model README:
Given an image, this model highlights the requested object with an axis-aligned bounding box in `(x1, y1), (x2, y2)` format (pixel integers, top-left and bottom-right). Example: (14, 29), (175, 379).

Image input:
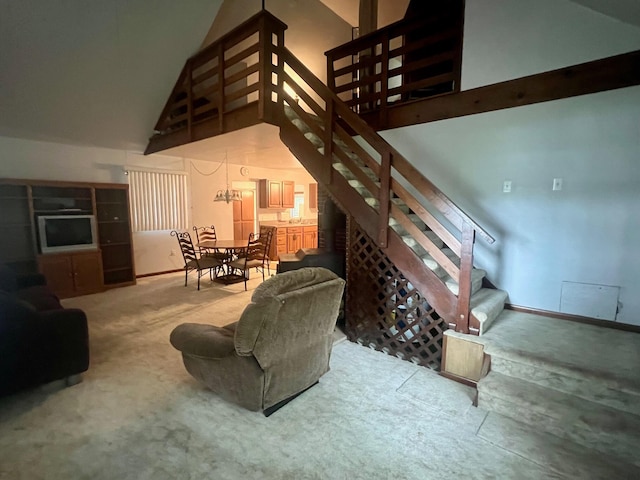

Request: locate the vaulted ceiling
(1, 0), (638, 164)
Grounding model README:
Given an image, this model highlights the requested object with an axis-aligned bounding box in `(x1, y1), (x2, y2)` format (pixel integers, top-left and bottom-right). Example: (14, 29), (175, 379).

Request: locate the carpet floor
(0, 272), (598, 479)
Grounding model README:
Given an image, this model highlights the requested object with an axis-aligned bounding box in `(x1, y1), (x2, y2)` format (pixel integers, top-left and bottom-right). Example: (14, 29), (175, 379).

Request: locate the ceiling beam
(360, 49), (640, 130)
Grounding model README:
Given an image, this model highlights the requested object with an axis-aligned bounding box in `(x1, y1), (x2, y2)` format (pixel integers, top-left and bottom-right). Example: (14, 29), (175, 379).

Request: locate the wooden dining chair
(226, 233), (271, 290)
(171, 230), (223, 290)
(257, 226), (275, 276)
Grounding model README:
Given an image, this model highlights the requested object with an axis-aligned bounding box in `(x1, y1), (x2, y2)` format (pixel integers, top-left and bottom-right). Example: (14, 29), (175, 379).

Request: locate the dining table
(197, 239), (248, 284)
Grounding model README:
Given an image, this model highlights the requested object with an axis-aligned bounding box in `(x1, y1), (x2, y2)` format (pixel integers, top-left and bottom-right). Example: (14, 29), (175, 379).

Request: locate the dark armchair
(170, 267), (345, 415)
(0, 264), (89, 396)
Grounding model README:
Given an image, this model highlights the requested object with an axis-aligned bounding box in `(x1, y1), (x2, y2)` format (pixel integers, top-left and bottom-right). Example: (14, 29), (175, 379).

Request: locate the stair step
(478, 371), (640, 468)
(417, 249), (459, 277)
(470, 288), (507, 335)
(348, 179), (379, 197)
(480, 310), (640, 396)
(445, 268), (486, 296)
(333, 162), (378, 182)
(477, 411), (640, 479)
(489, 354), (640, 417)
(389, 214), (426, 234)
(304, 131), (324, 149)
(401, 231), (445, 250)
(365, 197), (410, 214)
(291, 118), (311, 135)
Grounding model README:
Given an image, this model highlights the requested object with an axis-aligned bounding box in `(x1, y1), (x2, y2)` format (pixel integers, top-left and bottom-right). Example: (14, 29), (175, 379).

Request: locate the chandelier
(214, 153), (242, 203)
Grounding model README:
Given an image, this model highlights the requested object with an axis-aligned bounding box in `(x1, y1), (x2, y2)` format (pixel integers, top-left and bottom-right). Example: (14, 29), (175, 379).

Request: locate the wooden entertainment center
(0, 179), (136, 298)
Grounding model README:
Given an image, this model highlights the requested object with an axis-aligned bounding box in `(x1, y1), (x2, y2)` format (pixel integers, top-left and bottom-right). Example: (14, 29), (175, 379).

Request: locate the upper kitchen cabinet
(258, 179), (295, 209)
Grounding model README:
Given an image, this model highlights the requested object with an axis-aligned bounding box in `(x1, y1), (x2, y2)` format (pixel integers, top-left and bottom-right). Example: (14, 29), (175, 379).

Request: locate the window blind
(128, 169), (188, 232)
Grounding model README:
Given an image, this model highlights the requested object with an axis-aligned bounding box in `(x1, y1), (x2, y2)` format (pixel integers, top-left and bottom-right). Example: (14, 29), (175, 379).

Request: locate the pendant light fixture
(214, 152), (242, 203)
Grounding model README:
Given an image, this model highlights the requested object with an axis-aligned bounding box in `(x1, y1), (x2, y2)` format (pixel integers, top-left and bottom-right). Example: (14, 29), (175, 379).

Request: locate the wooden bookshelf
(0, 178), (136, 296)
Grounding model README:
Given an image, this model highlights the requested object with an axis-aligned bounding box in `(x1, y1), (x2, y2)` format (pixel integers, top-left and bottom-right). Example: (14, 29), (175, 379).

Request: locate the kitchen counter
(260, 220), (318, 227)
(259, 221), (319, 260)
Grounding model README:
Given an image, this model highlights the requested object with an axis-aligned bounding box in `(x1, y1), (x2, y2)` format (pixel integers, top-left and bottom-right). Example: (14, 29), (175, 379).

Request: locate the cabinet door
(281, 181), (295, 208)
(72, 251), (103, 295)
(287, 227), (303, 253)
(275, 230), (287, 259)
(268, 181), (282, 208)
(39, 255), (75, 298)
(303, 226), (317, 249)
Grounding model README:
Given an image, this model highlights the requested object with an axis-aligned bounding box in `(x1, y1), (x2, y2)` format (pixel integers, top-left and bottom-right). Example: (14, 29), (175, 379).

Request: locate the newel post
(455, 222), (475, 334)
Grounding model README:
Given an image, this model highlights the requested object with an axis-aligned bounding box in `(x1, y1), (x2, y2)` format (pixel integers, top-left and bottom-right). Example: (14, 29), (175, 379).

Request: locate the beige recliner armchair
(170, 267), (345, 415)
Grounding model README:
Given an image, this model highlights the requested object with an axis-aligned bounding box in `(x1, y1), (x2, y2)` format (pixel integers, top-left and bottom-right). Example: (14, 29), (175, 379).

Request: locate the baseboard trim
(505, 304), (640, 334)
(136, 269), (183, 279)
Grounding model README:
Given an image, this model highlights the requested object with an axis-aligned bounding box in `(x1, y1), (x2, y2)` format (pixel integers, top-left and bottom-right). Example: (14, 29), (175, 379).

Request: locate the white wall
(0, 135), (314, 277)
(381, 0), (640, 325)
(201, 0), (352, 83)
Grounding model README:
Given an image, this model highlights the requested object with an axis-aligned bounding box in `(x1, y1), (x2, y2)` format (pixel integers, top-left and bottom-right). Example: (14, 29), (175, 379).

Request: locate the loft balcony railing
(145, 10), (495, 335)
(325, 5), (464, 126)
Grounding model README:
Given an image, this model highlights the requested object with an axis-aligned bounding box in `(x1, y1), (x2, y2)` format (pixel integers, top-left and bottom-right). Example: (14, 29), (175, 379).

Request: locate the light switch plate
(553, 178), (563, 191)
(503, 180), (512, 193)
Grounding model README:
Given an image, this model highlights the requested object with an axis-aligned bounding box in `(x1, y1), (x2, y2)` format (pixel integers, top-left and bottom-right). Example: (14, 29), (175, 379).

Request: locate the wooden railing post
(186, 59), (193, 141)
(455, 222), (475, 333)
(257, 15), (267, 120)
(324, 98), (335, 185)
(275, 30), (285, 118)
(377, 151), (391, 248)
(379, 31), (390, 129)
(217, 42), (225, 133)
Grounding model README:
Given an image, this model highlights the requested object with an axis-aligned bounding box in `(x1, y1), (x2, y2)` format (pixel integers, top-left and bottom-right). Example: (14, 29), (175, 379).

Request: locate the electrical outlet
(553, 178), (563, 191)
(503, 180), (512, 193)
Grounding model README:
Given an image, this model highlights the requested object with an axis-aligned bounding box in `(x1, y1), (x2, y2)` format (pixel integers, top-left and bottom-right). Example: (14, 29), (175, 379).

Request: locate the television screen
(38, 215), (97, 253)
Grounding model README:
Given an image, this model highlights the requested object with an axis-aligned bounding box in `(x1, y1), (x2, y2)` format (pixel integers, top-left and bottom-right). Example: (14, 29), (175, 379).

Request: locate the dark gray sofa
(0, 264), (90, 396)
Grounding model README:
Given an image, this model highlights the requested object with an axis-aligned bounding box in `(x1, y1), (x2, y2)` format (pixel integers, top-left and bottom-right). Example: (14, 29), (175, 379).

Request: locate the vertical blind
(128, 169), (188, 232)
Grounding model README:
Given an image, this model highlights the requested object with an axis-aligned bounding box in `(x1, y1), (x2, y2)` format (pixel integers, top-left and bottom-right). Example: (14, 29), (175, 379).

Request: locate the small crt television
(37, 215), (98, 254)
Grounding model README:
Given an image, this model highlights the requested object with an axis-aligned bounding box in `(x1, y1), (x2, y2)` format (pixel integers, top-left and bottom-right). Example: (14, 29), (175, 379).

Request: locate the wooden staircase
(145, 11), (508, 337)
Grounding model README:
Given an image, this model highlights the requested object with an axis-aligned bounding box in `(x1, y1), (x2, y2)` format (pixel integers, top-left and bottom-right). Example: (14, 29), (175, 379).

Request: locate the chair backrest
(257, 226), (275, 254)
(244, 233), (269, 265)
(171, 230), (198, 265)
(193, 225), (217, 243)
(233, 267), (345, 406)
(235, 267), (344, 357)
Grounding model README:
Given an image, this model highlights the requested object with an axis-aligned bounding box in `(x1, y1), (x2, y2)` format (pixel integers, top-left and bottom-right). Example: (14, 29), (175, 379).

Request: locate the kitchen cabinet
(264, 224), (317, 260)
(303, 226), (318, 249)
(281, 180), (295, 208)
(258, 179), (295, 209)
(286, 227), (303, 253)
(272, 228), (287, 261)
(38, 251), (103, 298)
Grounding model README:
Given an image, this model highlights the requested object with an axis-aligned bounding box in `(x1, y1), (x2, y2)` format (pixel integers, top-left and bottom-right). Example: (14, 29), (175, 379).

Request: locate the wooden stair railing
(145, 11), (497, 334)
(145, 12), (287, 155)
(325, 3), (464, 124)
(272, 46), (496, 334)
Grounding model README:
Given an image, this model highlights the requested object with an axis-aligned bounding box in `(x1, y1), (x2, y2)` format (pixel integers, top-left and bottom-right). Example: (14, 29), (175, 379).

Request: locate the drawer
(276, 235), (286, 246)
(303, 226), (317, 233)
(286, 227), (303, 234)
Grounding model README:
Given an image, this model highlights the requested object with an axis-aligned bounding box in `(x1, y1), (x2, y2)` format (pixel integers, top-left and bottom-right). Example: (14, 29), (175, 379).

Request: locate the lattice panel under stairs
(345, 218), (447, 370)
